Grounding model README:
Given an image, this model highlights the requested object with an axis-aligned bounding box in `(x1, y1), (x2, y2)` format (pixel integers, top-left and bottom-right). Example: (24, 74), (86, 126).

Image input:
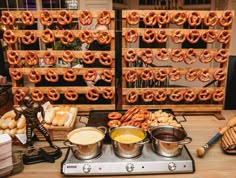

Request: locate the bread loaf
(17, 117), (26, 129)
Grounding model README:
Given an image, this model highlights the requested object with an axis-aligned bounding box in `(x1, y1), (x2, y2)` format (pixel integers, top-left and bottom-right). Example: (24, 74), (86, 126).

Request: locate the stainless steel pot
(64, 126), (106, 160)
(149, 125), (192, 157)
(109, 126), (149, 158)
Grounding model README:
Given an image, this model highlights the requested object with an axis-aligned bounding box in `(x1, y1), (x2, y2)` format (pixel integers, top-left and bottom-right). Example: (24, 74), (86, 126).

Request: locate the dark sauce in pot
(154, 133), (181, 142)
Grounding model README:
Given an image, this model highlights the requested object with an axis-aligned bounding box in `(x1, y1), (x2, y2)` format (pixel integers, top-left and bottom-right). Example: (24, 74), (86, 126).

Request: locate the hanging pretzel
(97, 10), (111, 25)
(212, 88), (224, 102)
(21, 11), (34, 25)
(156, 30), (168, 43)
(184, 89), (197, 102)
(186, 30), (201, 44)
(82, 51), (96, 64)
(7, 50), (21, 65)
(154, 68), (168, 81)
(62, 50), (75, 63)
(142, 90), (154, 102)
(188, 11), (201, 26)
(198, 69), (211, 82)
(43, 51), (57, 65)
(86, 87), (100, 101)
(126, 90), (139, 103)
(154, 89), (167, 102)
(57, 10), (72, 25)
(10, 68), (23, 81)
(199, 49), (213, 63)
(60, 30), (75, 45)
(25, 51), (39, 66)
(65, 88), (78, 101)
(184, 48), (197, 65)
(102, 88), (114, 100)
(169, 89), (184, 102)
(63, 69), (77, 82)
(124, 49), (137, 62)
(79, 10), (92, 25)
(140, 48), (154, 64)
(214, 49), (228, 63)
(213, 68), (226, 81)
(126, 11), (140, 25)
(39, 10), (53, 26)
(155, 48), (169, 61)
(169, 68), (181, 81)
(142, 29), (156, 43)
(31, 88), (44, 102)
(143, 11), (157, 26)
(47, 88), (60, 101)
(28, 69), (41, 83)
(140, 68), (154, 81)
(171, 30), (186, 44)
(204, 11), (218, 26)
(22, 30), (37, 45)
(124, 29), (138, 43)
(219, 10), (233, 27)
(3, 30), (17, 45)
(157, 11), (170, 25)
(124, 69), (138, 83)
(217, 30), (231, 44)
(171, 12), (187, 26)
(41, 29), (55, 44)
(198, 88), (212, 101)
(201, 30), (216, 43)
(14, 88), (26, 102)
(45, 69), (59, 83)
(185, 68), (198, 82)
(97, 31), (112, 45)
(170, 49), (185, 63)
(79, 30), (94, 44)
(1, 11), (16, 26)
(83, 69), (97, 81)
(100, 69), (113, 83)
(99, 52), (113, 66)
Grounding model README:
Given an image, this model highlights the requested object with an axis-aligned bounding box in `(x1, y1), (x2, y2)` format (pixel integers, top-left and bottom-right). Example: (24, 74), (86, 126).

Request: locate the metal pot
(109, 126), (149, 158)
(149, 125), (192, 157)
(64, 126), (106, 160)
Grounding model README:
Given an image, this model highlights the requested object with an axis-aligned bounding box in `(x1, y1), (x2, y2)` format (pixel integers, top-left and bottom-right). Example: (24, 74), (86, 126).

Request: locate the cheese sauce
(113, 134), (143, 143)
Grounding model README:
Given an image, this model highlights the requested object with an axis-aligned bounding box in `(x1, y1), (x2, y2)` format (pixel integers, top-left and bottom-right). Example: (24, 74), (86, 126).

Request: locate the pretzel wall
(2, 10), (116, 113)
(122, 10), (233, 113)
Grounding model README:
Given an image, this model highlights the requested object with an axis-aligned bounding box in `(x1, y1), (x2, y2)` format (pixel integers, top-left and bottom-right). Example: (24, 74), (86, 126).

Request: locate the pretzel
(45, 69), (59, 82)
(14, 88), (26, 102)
(102, 88), (114, 100)
(154, 89), (167, 102)
(62, 50), (75, 63)
(22, 30), (37, 45)
(7, 50), (21, 65)
(142, 29), (156, 43)
(25, 51), (39, 66)
(82, 51), (95, 64)
(65, 88), (78, 101)
(185, 68), (198, 82)
(155, 48), (169, 61)
(156, 30), (168, 43)
(100, 69), (113, 83)
(186, 30), (201, 44)
(124, 49), (137, 62)
(99, 52), (113, 66)
(171, 30), (186, 44)
(21, 11), (34, 25)
(188, 11), (201, 26)
(125, 29), (138, 43)
(97, 10), (111, 25)
(39, 10), (53, 26)
(140, 68), (154, 81)
(124, 69), (138, 83)
(184, 48), (197, 65)
(120, 107), (140, 122)
(41, 29), (55, 44)
(217, 30), (231, 44)
(219, 10), (233, 27)
(60, 30), (75, 45)
(126, 90), (139, 103)
(79, 30), (94, 44)
(199, 49), (213, 63)
(171, 12), (187, 26)
(10, 68), (23, 81)
(184, 89), (197, 102)
(97, 31), (112, 45)
(28, 69), (41, 83)
(204, 11), (218, 26)
(212, 88), (224, 102)
(213, 68), (226, 81)
(31, 88), (44, 102)
(157, 11), (170, 25)
(86, 87), (100, 101)
(43, 51), (57, 65)
(57, 10), (72, 25)
(169, 89), (184, 102)
(108, 112), (122, 120)
(154, 68), (168, 81)
(140, 48), (154, 64)
(142, 90), (154, 102)
(1, 11), (16, 26)
(143, 11), (157, 26)
(198, 69), (211, 82)
(79, 10), (92, 25)
(169, 68), (181, 81)
(107, 120), (121, 127)
(201, 30), (216, 43)
(198, 88), (212, 101)
(126, 11), (140, 25)
(83, 69), (97, 81)
(47, 88), (60, 101)
(3, 30), (17, 45)
(170, 49), (185, 63)
(63, 69), (77, 82)
(141, 122), (150, 131)
(214, 49), (228, 63)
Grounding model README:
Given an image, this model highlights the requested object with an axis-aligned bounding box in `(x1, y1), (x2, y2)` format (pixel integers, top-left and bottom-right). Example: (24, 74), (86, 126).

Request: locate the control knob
(126, 163), (134, 172)
(168, 162), (176, 171)
(83, 164), (91, 173)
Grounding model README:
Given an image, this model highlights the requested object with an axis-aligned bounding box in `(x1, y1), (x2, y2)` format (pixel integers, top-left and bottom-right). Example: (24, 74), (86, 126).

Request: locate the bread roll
(59, 105), (70, 112)
(9, 128), (17, 137)
(0, 119), (3, 128)
(17, 117), (26, 129)
(1, 110), (15, 120)
(17, 127), (26, 134)
(43, 123), (51, 129)
(57, 113), (69, 126)
(44, 107), (59, 124)
(0, 129), (3, 134)
(1, 120), (10, 129)
(3, 128), (10, 134)
(8, 120), (17, 129)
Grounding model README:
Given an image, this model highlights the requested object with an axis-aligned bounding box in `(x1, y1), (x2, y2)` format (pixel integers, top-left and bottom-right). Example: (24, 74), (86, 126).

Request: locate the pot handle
(108, 126), (118, 133)
(97, 126), (107, 134)
(178, 137), (192, 145)
(64, 140), (76, 147)
(136, 138), (150, 145)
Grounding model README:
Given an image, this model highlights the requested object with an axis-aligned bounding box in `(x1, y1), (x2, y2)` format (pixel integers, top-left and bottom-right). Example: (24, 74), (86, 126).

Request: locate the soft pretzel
(102, 88), (114, 100)
(97, 10), (111, 25)
(141, 90), (154, 102)
(126, 90), (139, 103)
(79, 10), (92, 25)
(22, 30), (37, 45)
(169, 89), (184, 102)
(3, 30), (17, 45)
(79, 30), (94, 44)
(107, 120), (121, 127)
(201, 30), (216, 43)
(185, 68), (198, 82)
(217, 30), (231, 44)
(142, 29), (156, 43)
(213, 68), (226, 81)
(184, 48), (197, 65)
(188, 11), (201, 26)
(10, 68), (23, 81)
(21, 11), (34, 25)
(171, 12), (187, 26)
(1, 11), (16, 26)
(63, 69), (77, 82)
(100, 69), (113, 83)
(82, 51), (96, 64)
(62, 50), (75, 63)
(184, 89), (197, 102)
(204, 11), (218, 26)
(124, 49), (137, 62)
(198, 88), (212, 101)
(43, 51), (57, 65)
(169, 68), (181, 81)
(14, 88), (26, 102)
(198, 69), (211, 82)
(40, 10), (53, 26)
(65, 88), (78, 101)
(28, 69), (41, 83)
(155, 48), (169, 61)
(45, 69), (59, 83)
(41, 29), (55, 44)
(83, 69), (97, 81)
(124, 29), (138, 43)
(154, 68), (168, 81)
(124, 69), (138, 83)
(219, 10), (233, 27)
(170, 49), (185, 63)
(199, 49), (212, 63)
(7, 50), (21, 65)
(154, 89), (167, 102)
(156, 30), (168, 43)
(97, 31), (112, 45)
(126, 11), (140, 25)
(25, 51), (39, 66)
(171, 30), (186, 44)
(60, 30), (75, 45)
(31, 88), (44, 102)
(86, 87), (100, 101)
(186, 30), (201, 44)
(99, 52), (113, 66)
(108, 112), (122, 120)
(140, 48), (154, 64)
(212, 88), (224, 102)
(214, 49), (228, 63)
(157, 11), (170, 25)
(47, 88), (60, 101)
(57, 10), (72, 25)
(143, 11), (157, 26)
(140, 68), (154, 81)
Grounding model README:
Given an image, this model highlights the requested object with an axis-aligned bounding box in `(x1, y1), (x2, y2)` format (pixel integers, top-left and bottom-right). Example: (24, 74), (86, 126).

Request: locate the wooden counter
(10, 110), (236, 178)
